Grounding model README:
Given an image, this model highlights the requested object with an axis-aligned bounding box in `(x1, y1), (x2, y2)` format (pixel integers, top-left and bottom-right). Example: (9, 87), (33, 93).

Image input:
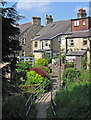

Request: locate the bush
(30, 67), (47, 78)
(15, 61), (32, 85)
(2, 95), (37, 118)
(47, 82), (90, 119)
(42, 52), (52, 64)
(25, 71), (44, 85)
(35, 58), (48, 67)
(40, 66), (50, 73)
(62, 68), (81, 88)
(65, 62), (74, 68)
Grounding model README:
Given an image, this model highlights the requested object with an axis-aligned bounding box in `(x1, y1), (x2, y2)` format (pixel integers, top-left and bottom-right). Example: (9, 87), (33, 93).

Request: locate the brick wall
(71, 18), (89, 32)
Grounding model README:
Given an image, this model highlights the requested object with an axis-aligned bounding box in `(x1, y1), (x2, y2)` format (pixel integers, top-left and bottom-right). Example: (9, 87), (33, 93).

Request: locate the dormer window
(35, 41), (38, 47)
(82, 20), (85, 26)
(74, 20), (79, 26)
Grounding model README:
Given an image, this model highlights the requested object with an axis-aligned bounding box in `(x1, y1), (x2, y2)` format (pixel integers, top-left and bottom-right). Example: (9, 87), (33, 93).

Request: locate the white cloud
(16, 0), (50, 13)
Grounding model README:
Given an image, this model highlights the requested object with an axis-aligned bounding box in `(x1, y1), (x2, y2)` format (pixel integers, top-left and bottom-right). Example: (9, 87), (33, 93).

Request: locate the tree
(1, 2), (23, 97)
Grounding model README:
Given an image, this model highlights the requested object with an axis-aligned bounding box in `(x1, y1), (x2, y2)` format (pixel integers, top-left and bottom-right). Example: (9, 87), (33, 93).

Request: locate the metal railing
(51, 87), (57, 116)
(25, 81), (47, 116)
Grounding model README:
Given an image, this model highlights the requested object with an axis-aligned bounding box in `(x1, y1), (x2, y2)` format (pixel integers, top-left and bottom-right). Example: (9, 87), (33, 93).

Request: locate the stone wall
(19, 25), (43, 56)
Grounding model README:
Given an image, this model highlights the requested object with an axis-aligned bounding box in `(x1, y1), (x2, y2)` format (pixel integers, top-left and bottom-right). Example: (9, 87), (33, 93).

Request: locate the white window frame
(74, 20), (79, 26)
(61, 37), (65, 46)
(82, 20), (86, 26)
(22, 38), (26, 45)
(70, 39), (74, 46)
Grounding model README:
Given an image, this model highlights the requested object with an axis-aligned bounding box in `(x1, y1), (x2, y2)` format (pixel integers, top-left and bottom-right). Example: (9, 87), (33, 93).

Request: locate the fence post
(65, 73), (67, 90)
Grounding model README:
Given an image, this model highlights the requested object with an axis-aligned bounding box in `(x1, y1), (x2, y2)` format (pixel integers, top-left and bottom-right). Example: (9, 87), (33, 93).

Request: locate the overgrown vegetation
(14, 61), (32, 85)
(65, 62), (74, 68)
(2, 95), (37, 119)
(35, 58), (48, 67)
(42, 52), (52, 64)
(47, 68), (90, 119)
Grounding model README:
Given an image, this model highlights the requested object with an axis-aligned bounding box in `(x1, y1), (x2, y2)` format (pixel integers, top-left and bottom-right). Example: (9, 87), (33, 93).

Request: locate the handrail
(25, 80), (47, 116)
(51, 87), (57, 116)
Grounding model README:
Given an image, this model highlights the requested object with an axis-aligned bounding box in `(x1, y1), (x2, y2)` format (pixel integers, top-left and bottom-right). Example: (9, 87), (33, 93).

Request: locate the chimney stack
(77, 8), (87, 18)
(45, 14), (53, 25)
(32, 16), (41, 25)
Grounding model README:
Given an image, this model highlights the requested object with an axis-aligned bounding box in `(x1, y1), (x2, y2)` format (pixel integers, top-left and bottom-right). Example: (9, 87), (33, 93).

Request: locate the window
(74, 20), (79, 26)
(45, 41), (48, 46)
(82, 20), (85, 26)
(70, 40), (74, 46)
(22, 50), (25, 56)
(83, 38), (87, 45)
(61, 37), (65, 45)
(35, 41), (38, 47)
(22, 38), (26, 45)
(61, 49), (65, 51)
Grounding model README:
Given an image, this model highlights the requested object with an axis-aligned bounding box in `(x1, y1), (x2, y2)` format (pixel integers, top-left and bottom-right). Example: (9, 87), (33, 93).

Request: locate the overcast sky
(3, 1), (90, 25)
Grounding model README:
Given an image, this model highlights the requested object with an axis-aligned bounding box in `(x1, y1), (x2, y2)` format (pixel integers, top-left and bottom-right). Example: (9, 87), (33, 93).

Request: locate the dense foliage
(14, 61), (32, 85)
(42, 52), (52, 64)
(30, 68), (47, 78)
(62, 68), (90, 89)
(47, 69), (90, 119)
(47, 82), (90, 119)
(62, 68), (81, 88)
(35, 58), (48, 67)
(1, 3), (23, 98)
(2, 95), (37, 118)
(25, 71), (45, 85)
(65, 62), (74, 68)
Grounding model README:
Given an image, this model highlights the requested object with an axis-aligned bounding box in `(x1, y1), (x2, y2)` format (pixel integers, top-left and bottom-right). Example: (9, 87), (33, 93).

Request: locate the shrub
(41, 66), (50, 73)
(30, 67), (47, 78)
(15, 61), (32, 85)
(47, 82), (90, 119)
(35, 58), (48, 67)
(25, 71), (44, 85)
(65, 62), (74, 68)
(2, 95), (37, 118)
(42, 52), (52, 64)
(62, 68), (81, 88)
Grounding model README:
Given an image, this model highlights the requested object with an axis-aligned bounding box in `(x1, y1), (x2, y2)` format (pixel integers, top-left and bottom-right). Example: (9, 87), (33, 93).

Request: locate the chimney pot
(77, 8), (87, 18)
(45, 14), (53, 25)
(49, 15), (52, 18)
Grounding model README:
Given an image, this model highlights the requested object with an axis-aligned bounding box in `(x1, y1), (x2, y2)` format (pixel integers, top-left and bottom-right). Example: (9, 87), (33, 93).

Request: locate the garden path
(36, 64), (63, 119)
(35, 75), (59, 119)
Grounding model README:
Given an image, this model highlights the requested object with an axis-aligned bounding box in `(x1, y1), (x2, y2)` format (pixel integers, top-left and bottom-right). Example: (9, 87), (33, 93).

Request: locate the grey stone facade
(18, 17), (43, 56)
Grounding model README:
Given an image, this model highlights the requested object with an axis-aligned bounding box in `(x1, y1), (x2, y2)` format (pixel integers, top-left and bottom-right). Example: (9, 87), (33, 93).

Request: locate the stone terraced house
(32, 9), (91, 69)
(17, 17), (43, 56)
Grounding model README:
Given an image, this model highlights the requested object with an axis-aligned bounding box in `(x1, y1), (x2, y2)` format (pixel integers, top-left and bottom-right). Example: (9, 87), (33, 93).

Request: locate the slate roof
(66, 29), (91, 38)
(32, 20), (71, 41)
(17, 22), (32, 33)
(66, 50), (86, 56)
